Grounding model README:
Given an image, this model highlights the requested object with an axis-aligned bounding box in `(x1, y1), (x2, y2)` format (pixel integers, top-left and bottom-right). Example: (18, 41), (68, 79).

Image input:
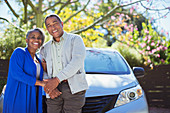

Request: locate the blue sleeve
(8, 48), (36, 86)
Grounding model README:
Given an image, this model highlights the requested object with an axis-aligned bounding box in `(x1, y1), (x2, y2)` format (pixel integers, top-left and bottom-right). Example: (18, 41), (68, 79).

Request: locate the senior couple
(3, 14), (88, 113)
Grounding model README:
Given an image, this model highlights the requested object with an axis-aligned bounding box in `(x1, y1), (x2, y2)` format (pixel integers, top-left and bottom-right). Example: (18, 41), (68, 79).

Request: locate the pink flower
(157, 54), (160, 57)
(124, 24), (128, 29)
(94, 6), (99, 9)
(151, 42), (155, 46)
(156, 40), (160, 46)
(165, 32), (169, 35)
(159, 45), (163, 49)
(148, 51), (152, 55)
(144, 29), (149, 34)
(143, 36), (147, 41)
(163, 46), (168, 50)
(130, 36), (133, 39)
(121, 14), (125, 16)
(111, 16), (116, 20)
(130, 24), (133, 27)
(151, 17), (154, 21)
(97, 2), (101, 5)
(147, 59), (151, 63)
(69, 20), (72, 24)
(135, 5), (138, 9)
(161, 59), (165, 63)
(139, 50), (143, 54)
(116, 21), (121, 25)
(141, 43), (146, 48)
(148, 20), (151, 23)
(145, 51), (149, 55)
(147, 39), (150, 43)
(156, 47), (160, 51)
(151, 49), (157, 54)
(108, 6), (111, 10)
(116, 13), (120, 15)
(161, 29), (164, 33)
(148, 35), (151, 40)
(130, 27), (133, 32)
(147, 46), (150, 50)
(130, 8), (133, 14)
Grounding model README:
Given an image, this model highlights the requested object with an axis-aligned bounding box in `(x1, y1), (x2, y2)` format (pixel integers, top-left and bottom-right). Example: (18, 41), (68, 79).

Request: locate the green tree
(0, 0), (169, 65)
(0, 24), (25, 59)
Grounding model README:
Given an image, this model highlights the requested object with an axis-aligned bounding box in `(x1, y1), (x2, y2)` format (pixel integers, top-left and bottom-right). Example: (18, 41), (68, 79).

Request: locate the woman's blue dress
(3, 47), (43, 113)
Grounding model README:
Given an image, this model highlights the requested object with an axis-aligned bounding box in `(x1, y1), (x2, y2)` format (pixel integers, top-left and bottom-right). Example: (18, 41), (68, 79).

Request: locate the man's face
(45, 16), (64, 41)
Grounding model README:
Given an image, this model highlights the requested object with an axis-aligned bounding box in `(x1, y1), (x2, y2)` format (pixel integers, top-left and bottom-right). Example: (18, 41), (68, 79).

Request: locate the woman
(3, 28), (45, 113)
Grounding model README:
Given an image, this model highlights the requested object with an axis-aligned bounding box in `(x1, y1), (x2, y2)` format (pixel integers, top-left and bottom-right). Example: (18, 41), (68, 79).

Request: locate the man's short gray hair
(44, 14), (62, 26)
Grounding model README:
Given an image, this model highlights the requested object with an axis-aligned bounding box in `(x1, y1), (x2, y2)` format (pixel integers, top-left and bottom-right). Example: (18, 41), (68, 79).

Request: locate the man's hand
(41, 59), (47, 72)
(43, 77), (60, 94)
(49, 88), (62, 99)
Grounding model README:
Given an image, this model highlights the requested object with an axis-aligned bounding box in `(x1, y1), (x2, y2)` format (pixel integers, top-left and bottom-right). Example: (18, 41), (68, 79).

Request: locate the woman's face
(26, 30), (42, 51)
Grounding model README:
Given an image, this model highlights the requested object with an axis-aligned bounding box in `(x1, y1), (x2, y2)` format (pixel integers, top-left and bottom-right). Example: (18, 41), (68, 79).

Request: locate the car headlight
(115, 84), (143, 107)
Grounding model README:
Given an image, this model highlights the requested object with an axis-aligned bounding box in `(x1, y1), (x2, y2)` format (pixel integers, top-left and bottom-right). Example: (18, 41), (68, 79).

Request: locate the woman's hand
(35, 80), (46, 87)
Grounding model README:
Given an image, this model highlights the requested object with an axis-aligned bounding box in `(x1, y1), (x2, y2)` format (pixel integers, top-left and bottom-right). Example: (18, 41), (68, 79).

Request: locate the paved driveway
(149, 107), (170, 113)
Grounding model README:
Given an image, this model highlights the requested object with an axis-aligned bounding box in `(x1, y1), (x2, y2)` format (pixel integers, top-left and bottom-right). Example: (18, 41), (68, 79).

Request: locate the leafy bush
(111, 42), (143, 67)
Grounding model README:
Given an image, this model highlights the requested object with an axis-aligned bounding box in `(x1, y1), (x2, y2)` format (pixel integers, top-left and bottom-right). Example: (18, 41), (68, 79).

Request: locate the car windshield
(85, 49), (130, 75)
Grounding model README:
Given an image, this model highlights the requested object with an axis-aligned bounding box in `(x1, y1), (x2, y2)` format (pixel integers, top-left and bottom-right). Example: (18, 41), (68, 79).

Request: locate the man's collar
(51, 31), (66, 44)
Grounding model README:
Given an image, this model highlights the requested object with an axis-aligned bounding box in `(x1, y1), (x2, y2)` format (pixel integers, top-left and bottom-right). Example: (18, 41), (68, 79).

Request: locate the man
(40, 14), (88, 113)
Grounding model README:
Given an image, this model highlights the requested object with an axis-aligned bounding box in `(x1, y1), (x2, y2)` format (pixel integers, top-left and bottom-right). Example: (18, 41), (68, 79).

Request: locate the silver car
(0, 48), (149, 113)
(82, 48), (148, 113)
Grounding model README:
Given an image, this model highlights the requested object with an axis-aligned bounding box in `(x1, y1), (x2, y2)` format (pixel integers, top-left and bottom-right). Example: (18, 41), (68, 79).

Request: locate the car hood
(85, 74), (138, 97)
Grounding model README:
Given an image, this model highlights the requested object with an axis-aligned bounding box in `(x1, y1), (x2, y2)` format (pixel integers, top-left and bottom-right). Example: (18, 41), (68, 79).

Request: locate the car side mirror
(133, 67), (145, 78)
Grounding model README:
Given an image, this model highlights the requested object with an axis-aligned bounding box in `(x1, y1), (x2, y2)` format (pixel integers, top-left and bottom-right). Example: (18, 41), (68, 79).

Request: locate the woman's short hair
(26, 28), (45, 46)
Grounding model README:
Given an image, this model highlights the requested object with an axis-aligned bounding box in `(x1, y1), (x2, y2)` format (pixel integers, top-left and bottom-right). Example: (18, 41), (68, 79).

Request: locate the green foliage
(117, 22), (169, 67)
(0, 24), (26, 59)
(0, 0), (169, 67)
(139, 23), (168, 66)
(111, 42), (143, 67)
